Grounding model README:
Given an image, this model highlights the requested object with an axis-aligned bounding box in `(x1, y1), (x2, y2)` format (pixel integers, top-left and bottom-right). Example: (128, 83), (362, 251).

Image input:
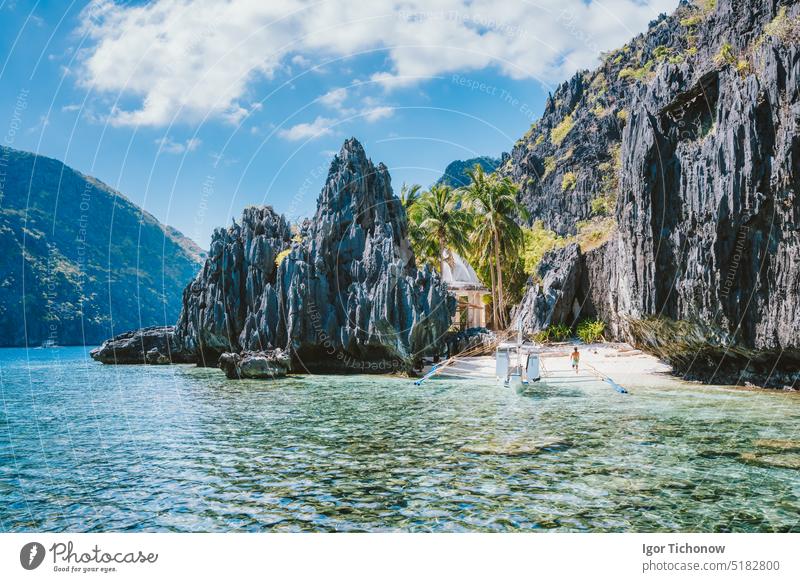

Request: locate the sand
(422, 342), (677, 388)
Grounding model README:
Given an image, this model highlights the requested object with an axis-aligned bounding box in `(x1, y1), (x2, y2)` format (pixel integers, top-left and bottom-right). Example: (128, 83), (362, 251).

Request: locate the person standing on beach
(571, 347), (580, 374)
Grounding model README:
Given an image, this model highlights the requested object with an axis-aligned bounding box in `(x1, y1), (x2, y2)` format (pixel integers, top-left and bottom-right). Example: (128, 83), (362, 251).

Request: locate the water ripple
(1, 347), (799, 532)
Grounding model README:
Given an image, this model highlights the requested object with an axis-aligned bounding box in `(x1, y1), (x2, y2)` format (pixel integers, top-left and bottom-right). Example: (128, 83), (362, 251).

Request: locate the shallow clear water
(1, 346), (799, 532)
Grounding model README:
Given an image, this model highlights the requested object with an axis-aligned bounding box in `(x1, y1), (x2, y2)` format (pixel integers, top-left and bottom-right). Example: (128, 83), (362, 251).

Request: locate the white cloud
(27, 115), (50, 134)
(278, 116), (335, 141)
(319, 87), (348, 110)
(77, 0), (679, 127)
(291, 54), (311, 68)
(362, 106), (393, 122)
(155, 136), (202, 154)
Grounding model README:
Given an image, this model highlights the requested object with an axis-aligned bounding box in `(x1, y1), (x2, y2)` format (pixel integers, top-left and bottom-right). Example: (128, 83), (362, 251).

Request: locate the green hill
(0, 146), (204, 346)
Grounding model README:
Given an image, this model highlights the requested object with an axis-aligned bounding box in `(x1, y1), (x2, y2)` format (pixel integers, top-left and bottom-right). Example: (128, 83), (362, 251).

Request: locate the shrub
(561, 172), (578, 191)
(680, 15), (702, 27)
(542, 156), (556, 177)
(551, 114), (575, 145)
(522, 221), (565, 276)
(548, 323), (572, 342)
(590, 72), (607, 90)
(576, 217), (616, 251)
(618, 60), (654, 82)
(591, 195), (614, 216)
(535, 134), (545, 146)
(714, 42), (736, 66)
(761, 8), (800, 44)
(275, 248), (292, 267)
(604, 144), (621, 190)
(653, 45), (673, 61)
(736, 59), (750, 75)
(616, 109), (628, 125)
(577, 319), (606, 343)
(533, 323), (572, 343)
(532, 329), (551, 343)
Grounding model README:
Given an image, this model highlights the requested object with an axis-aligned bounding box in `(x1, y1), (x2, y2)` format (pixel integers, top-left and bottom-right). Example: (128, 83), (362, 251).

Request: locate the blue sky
(0, 0), (678, 248)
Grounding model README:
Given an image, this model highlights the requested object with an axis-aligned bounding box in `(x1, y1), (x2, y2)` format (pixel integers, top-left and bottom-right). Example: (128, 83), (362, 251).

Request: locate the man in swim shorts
(571, 347), (580, 374)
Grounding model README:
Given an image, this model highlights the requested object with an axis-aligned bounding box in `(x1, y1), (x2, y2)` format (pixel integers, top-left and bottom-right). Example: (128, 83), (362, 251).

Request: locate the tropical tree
(399, 182), (422, 209)
(408, 184), (472, 274)
(462, 164), (527, 329)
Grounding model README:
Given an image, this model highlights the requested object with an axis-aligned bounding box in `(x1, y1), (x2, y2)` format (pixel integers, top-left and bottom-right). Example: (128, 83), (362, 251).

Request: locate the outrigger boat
(495, 343), (541, 392)
(414, 321), (628, 394)
(495, 319), (543, 392)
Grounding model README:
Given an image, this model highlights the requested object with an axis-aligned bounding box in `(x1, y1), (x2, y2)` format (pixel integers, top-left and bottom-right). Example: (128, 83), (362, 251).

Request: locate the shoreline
(7, 343), (793, 392)
(423, 342), (798, 393)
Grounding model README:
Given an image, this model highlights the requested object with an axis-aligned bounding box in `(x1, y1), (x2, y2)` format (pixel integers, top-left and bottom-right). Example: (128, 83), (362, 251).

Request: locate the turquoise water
(1, 346), (799, 532)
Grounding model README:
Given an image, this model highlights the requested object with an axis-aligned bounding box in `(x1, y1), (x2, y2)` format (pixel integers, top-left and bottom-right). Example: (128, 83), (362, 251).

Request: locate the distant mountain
(436, 156), (501, 188)
(0, 146), (205, 346)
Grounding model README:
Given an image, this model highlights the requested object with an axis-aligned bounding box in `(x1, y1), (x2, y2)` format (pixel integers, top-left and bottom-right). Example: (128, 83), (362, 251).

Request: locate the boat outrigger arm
(414, 363), (444, 386)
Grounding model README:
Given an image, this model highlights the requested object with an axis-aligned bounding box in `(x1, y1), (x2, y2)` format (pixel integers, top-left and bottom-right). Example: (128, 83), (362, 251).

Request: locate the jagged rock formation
(444, 327), (497, 357)
(0, 146), (204, 347)
(174, 138), (453, 373)
(512, 243), (582, 333)
(436, 156), (503, 188)
(90, 326), (193, 365)
(218, 350), (290, 379)
(175, 205), (293, 363)
(504, 0), (800, 387)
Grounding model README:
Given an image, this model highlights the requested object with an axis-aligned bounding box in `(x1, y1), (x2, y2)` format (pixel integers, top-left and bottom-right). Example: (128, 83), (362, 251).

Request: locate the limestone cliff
(506, 0), (799, 387)
(172, 138), (452, 372)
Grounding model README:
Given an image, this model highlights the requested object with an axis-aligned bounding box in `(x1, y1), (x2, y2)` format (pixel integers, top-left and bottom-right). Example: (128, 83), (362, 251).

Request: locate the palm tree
(409, 184), (472, 274)
(462, 164), (527, 329)
(399, 182), (422, 209)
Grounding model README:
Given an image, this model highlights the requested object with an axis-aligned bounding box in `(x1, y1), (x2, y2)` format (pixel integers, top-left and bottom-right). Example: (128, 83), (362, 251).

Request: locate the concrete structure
(441, 251), (492, 329)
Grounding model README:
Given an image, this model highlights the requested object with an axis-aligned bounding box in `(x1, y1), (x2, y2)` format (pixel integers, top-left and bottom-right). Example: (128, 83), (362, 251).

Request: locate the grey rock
(90, 326), (193, 365)
(512, 243), (582, 333)
(175, 138), (453, 373)
(445, 327), (497, 357)
(219, 349), (290, 379)
(503, 0), (800, 386)
(145, 347), (170, 365)
(176, 206), (292, 365)
(436, 156), (501, 188)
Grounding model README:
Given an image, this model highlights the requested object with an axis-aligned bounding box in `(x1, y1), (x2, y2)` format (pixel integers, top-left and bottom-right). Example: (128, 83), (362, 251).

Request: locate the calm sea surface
(1, 347), (799, 532)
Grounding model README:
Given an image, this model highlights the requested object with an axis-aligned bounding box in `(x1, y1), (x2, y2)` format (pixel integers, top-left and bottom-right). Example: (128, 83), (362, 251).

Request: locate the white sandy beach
(423, 342), (680, 388)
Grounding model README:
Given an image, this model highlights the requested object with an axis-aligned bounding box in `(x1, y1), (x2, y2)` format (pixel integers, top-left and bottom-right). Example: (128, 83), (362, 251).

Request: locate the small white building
(441, 250), (492, 329)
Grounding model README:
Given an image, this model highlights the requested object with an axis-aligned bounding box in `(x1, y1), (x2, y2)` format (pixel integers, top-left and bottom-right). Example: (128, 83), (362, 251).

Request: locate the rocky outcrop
(175, 206), (293, 364)
(504, 0), (800, 387)
(512, 243), (582, 333)
(444, 327), (497, 357)
(175, 138), (453, 374)
(218, 350), (290, 379)
(90, 326), (193, 365)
